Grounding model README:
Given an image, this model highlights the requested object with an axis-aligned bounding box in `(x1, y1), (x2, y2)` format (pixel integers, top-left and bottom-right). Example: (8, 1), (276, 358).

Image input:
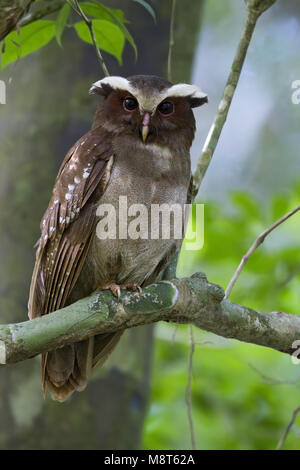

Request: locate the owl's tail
(43, 331), (123, 402)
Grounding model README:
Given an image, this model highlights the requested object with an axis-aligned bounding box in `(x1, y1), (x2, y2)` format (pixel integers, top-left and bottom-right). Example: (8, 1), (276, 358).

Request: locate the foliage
(0, 0), (156, 69)
(144, 184), (300, 450)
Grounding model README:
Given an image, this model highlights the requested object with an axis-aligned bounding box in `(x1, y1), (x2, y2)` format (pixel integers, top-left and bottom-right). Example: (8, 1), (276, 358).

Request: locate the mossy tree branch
(0, 272), (299, 366)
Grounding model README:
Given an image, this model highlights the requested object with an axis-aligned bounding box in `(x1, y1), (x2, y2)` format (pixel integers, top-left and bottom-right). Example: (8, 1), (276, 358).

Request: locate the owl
(28, 75), (208, 402)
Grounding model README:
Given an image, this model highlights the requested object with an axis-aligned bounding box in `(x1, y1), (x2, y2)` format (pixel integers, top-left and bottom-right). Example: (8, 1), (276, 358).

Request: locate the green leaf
(79, 2), (137, 59)
(74, 20), (125, 64)
(1, 20), (56, 69)
(271, 196), (290, 221)
(56, 3), (71, 47)
(131, 0), (156, 22)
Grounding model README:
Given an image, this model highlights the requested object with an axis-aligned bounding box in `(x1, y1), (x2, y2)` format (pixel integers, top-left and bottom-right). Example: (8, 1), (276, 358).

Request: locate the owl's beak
(141, 112), (151, 143)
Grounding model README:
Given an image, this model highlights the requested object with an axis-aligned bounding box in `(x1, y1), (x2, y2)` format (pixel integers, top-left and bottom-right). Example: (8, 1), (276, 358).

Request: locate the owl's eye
(158, 101), (174, 115)
(123, 97), (138, 112)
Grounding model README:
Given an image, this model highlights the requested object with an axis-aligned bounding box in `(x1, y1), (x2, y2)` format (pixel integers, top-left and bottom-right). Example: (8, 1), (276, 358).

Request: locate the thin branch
(276, 406), (300, 450)
(1, 273), (300, 366)
(192, 1), (277, 200)
(225, 204), (300, 299)
(68, 0), (110, 77)
(185, 325), (197, 450)
(167, 0), (176, 82)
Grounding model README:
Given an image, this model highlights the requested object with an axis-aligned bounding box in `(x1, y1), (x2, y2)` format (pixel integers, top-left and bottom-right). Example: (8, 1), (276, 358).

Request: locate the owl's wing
(28, 127), (114, 320)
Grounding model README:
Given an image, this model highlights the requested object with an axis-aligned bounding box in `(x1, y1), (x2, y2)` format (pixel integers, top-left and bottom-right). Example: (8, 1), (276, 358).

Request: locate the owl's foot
(100, 282), (142, 300)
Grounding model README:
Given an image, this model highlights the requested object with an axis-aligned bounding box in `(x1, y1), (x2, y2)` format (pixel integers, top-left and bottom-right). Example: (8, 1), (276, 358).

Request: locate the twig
(276, 406), (300, 450)
(167, 0), (176, 82)
(0, 0), (34, 40)
(247, 362), (300, 386)
(225, 204), (300, 299)
(185, 325), (197, 450)
(192, 1), (277, 200)
(68, 0), (110, 77)
(166, 1), (198, 447)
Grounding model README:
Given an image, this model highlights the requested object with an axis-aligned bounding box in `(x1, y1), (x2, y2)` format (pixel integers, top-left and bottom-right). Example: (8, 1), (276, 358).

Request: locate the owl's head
(90, 75), (207, 146)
